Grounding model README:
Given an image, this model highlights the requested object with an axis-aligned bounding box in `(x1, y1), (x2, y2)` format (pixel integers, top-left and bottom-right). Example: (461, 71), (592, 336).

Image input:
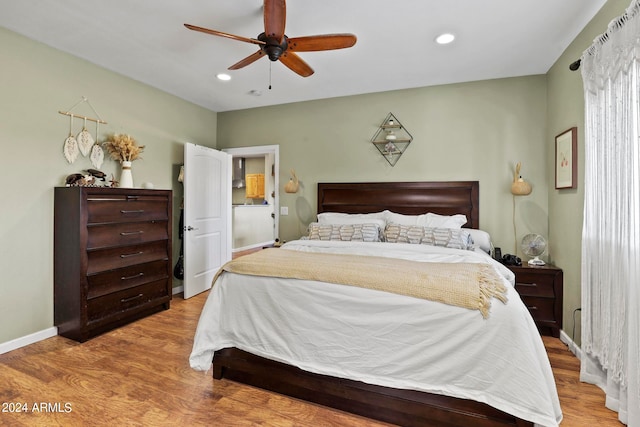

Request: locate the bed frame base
(212, 348), (533, 427)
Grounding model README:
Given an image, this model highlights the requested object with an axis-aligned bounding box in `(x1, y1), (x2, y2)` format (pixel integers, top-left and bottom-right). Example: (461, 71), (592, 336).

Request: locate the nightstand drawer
(519, 296), (555, 322)
(514, 277), (555, 298)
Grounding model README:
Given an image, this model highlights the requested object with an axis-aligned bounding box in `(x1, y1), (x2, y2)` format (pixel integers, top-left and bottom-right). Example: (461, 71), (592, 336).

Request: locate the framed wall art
(555, 127), (577, 189)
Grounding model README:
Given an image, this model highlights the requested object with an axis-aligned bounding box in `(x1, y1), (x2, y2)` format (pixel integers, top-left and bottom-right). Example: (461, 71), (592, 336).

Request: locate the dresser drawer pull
(120, 209), (145, 214)
(121, 293), (144, 303)
(88, 197), (125, 201)
(121, 272), (144, 281)
(527, 306), (538, 311)
(517, 282), (537, 287)
(120, 231), (144, 236)
(126, 195), (139, 200)
(120, 251), (143, 258)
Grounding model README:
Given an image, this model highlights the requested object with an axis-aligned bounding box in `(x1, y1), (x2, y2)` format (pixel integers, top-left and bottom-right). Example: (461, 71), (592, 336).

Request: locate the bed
(190, 181), (562, 427)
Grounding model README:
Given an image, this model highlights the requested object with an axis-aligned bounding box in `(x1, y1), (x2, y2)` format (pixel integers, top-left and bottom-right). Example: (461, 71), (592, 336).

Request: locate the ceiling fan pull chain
(269, 62), (272, 90)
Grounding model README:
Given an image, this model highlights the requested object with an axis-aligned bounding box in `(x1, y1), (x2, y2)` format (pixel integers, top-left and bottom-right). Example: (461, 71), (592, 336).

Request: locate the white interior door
(183, 143), (231, 299)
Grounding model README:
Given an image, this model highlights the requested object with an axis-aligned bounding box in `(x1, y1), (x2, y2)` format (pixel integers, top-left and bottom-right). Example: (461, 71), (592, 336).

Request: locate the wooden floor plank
(0, 292), (622, 426)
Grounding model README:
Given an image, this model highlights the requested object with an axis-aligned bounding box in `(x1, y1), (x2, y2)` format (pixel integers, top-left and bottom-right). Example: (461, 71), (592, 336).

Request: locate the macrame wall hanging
(59, 97), (108, 169)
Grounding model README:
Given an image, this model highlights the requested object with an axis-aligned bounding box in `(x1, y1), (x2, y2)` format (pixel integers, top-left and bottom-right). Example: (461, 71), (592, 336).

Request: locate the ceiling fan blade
(228, 50), (266, 70)
(279, 51), (314, 77)
(287, 34), (357, 52)
(184, 23), (265, 46)
(263, 0), (286, 42)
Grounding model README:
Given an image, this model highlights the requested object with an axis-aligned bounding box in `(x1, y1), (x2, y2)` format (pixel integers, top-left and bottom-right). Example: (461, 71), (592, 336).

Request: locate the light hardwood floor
(0, 292), (621, 426)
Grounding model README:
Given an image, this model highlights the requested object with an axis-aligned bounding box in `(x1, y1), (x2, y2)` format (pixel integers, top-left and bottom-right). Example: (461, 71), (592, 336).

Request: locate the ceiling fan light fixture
(435, 33), (455, 45)
(216, 73), (232, 81)
(184, 0), (357, 78)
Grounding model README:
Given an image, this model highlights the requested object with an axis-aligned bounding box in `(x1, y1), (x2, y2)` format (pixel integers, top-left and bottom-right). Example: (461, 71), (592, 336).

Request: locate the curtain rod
(570, 0), (639, 71)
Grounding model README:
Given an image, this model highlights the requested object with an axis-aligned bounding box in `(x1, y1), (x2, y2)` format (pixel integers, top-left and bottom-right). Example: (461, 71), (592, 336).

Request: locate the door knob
(186, 226), (199, 231)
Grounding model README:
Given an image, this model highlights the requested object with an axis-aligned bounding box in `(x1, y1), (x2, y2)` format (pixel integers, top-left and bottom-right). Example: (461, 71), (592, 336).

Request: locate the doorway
(222, 145), (279, 255)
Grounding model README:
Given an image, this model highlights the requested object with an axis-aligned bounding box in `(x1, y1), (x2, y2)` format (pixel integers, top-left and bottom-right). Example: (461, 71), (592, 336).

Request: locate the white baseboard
(0, 327), (58, 355)
(1, 287), (186, 355)
(560, 329), (582, 360)
(2, 286), (187, 355)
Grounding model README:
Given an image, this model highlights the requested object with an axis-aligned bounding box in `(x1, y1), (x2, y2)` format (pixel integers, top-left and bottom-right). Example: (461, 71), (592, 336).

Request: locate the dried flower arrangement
(102, 133), (145, 163)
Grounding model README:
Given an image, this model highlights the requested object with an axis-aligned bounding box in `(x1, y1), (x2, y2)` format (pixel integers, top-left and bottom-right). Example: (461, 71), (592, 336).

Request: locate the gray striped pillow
(384, 223), (474, 250)
(308, 223), (382, 242)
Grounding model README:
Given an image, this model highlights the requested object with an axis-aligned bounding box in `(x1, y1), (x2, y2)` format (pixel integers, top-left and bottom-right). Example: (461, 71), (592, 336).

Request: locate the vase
(120, 161), (134, 188)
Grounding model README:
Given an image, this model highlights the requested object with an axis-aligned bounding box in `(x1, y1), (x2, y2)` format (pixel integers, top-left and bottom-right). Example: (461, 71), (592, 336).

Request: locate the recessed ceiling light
(216, 73), (231, 81)
(435, 33), (455, 45)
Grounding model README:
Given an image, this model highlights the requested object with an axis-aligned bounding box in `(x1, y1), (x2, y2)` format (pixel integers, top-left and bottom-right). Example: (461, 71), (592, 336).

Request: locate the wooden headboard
(317, 181), (479, 229)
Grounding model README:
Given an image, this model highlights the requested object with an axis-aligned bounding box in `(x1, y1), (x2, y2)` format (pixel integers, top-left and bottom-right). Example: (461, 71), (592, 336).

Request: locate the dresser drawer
(87, 279), (169, 323)
(87, 221), (169, 250)
(87, 195), (169, 224)
(87, 240), (169, 274)
(87, 260), (169, 299)
(519, 296), (555, 322)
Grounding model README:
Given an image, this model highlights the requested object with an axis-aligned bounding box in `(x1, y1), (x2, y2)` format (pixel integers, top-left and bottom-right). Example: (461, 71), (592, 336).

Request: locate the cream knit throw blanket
(215, 248), (508, 318)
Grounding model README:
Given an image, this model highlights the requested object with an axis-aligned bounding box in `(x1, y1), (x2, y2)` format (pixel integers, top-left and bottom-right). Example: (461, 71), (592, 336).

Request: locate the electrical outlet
(280, 206), (289, 216)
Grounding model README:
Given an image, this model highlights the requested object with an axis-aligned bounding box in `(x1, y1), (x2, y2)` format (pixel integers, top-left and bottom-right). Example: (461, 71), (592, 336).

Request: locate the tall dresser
(54, 187), (172, 342)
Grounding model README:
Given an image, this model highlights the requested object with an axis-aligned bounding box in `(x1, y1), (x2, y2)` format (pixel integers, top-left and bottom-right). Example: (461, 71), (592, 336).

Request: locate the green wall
(218, 76), (550, 254)
(1, 0), (629, 348)
(0, 28), (217, 344)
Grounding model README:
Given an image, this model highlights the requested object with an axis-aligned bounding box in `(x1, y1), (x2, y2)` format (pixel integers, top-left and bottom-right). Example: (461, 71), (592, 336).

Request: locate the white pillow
(383, 210), (429, 226)
(424, 213), (467, 229)
(317, 212), (386, 230)
(467, 229), (492, 253)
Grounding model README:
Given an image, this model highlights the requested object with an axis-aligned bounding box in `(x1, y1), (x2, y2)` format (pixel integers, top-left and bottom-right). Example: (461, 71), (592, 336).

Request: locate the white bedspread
(190, 240), (562, 427)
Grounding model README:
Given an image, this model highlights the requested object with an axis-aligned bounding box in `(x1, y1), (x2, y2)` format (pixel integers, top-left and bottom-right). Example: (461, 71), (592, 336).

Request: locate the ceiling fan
(184, 0), (357, 77)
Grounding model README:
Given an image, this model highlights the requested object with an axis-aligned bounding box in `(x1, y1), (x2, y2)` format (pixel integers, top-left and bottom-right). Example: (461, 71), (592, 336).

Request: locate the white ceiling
(0, 1), (605, 112)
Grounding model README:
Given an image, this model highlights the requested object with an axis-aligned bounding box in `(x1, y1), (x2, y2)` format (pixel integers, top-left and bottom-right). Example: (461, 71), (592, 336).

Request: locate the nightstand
(507, 264), (563, 337)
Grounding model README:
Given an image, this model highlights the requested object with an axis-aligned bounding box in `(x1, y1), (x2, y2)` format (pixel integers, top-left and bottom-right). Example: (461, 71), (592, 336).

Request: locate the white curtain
(580, 0), (640, 425)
